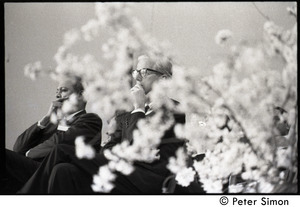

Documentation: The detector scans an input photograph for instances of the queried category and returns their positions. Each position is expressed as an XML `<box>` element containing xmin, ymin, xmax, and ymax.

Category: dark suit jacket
<box><xmin>101</xmin><ymin>110</ymin><xmax>187</xmax><ymax>193</ymax></box>
<box><xmin>13</xmin><ymin>110</ymin><xmax>102</xmax><ymax>160</ymax></box>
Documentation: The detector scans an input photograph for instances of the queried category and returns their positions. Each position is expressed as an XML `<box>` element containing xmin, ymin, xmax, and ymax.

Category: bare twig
<box><xmin>281</xmin><ymin>86</ymin><xmax>291</xmax><ymax>109</ymax></box>
<box><xmin>252</xmin><ymin>3</ymin><xmax>271</xmax><ymax>21</ymax></box>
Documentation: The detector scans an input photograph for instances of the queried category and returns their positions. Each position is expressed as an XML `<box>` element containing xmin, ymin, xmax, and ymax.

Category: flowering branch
<box><xmin>23</xmin><ymin>3</ymin><xmax>297</xmax><ymax>193</ymax></box>
<box><xmin>202</xmin><ymin>79</ymin><xmax>264</xmax><ymax>158</ymax></box>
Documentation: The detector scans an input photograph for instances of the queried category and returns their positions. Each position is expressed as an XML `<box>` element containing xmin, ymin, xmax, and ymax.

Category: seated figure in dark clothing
<box><xmin>2</xmin><ymin>76</ymin><xmax>102</xmax><ymax>194</ymax></box>
<box><xmin>18</xmin><ymin>55</ymin><xmax>204</xmax><ymax>194</ymax></box>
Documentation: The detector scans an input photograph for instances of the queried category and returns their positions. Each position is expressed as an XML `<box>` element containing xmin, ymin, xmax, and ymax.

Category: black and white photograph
<box><xmin>1</xmin><ymin>1</ymin><xmax>298</xmax><ymax>201</ymax></box>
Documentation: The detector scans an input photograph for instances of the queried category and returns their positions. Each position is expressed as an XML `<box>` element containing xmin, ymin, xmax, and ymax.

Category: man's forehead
<box><xmin>137</xmin><ymin>57</ymin><xmax>155</xmax><ymax>69</ymax></box>
<box><xmin>57</xmin><ymin>79</ymin><xmax>74</xmax><ymax>89</ymax></box>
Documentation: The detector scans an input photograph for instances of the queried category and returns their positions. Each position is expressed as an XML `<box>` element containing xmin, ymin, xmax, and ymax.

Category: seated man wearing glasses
<box><xmin>18</xmin><ymin>55</ymin><xmax>203</xmax><ymax>194</ymax></box>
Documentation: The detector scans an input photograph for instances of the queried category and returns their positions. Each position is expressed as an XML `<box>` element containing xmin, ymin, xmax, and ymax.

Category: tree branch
<box><xmin>201</xmin><ymin>79</ymin><xmax>265</xmax><ymax>159</ymax></box>
<box><xmin>252</xmin><ymin>3</ymin><xmax>271</xmax><ymax>21</ymax></box>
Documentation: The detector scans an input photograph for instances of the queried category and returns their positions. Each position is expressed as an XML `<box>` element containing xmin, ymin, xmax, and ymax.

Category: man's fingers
<box><xmin>135</xmin><ymin>84</ymin><xmax>144</xmax><ymax>90</ymax></box>
<box><xmin>131</xmin><ymin>84</ymin><xmax>144</xmax><ymax>92</ymax></box>
<box><xmin>56</xmin><ymin>97</ymin><xmax>69</xmax><ymax>102</ymax></box>
<box><xmin>52</xmin><ymin>101</ymin><xmax>63</xmax><ymax>108</ymax></box>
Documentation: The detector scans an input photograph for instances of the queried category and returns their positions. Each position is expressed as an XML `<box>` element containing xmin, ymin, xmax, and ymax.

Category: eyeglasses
<box><xmin>56</xmin><ymin>87</ymin><xmax>69</xmax><ymax>94</ymax></box>
<box><xmin>132</xmin><ymin>68</ymin><xmax>164</xmax><ymax>78</ymax></box>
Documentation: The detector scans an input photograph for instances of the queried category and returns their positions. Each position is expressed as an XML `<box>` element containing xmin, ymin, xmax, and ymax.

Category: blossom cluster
<box><xmin>75</xmin><ymin>136</ymin><xmax>96</xmax><ymax>159</ymax></box>
<box><xmin>215</xmin><ymin>29</ymin><xmax>233</xmax><ymax>46</ymax></box>
<box><xmin>91</xmin><ymin>148</ymin><xmax>135</xmax><ymax>193</ymax></box>
<box><xmin>160</xmin><ymin>4</ymin><xmax>297</xmax><ymax>193</ymax></box>
<box><xmin>24</xmin><ymin>61</ymin><xmax>42</xmax><ymax>80</ymax></box>
<box><xmin>167</xmin><ymin>147</ymin><xmax>196</xmax><ymax>187</ymax></box>
<box><xmin>23</xmin><ymin>3</ymin><xmax>297</xmax><ymax>193</ymax></box>
<box><xmin>91</xmin><ymin>165</ymin><xmax>116</xmax><ymax>193</ymax></box>
<box><xmin>90</xmin><ymin>111</ymin><xmax>175</xmax><ymax>193</ymax></box>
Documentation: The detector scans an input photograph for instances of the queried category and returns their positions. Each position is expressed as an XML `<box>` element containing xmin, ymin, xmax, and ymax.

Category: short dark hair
<box><xmin>59</xmin><ymin>74</ymin><xmax>84</xmax><ymax>94</ymax></box>
<box><xmin>72</xmin><ymin>76</ymin><xmax>84</xmax><ymax>94</ymax></box>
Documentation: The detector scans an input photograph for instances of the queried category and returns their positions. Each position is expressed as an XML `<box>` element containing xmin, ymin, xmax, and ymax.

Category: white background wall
<box><xmin>5</xmin><ymin>2</ymin><xmax>296</xmax><ymax>150</ymax></box>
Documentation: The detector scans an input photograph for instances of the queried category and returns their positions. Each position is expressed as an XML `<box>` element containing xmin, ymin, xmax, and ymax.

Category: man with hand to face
<box><xmin>16</xmin><ymin>55</ymin><xmax>203</xmax><ymax>194</ymax></box>
<box><xmin>38</xmin><ymin>78</ymin><xmax>77</xmax><ymax>128</ymax></box>
<box><xmin>131</xmin><ymin>54</ymin><xmax>172</xmax><ymax>108</ymax></box>
<box><xmin>101</xmin><ymin>55</ymin><xmax>173</xmax><ymax>150</ymax></box>
<box><xmin>2</xmin><ymin>76</ymin><xmax>102</xmax><ymax>194</ymax></box>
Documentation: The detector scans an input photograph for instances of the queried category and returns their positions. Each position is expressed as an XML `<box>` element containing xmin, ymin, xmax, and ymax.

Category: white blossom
<box><xmin>81</xmin><ymin>19</ymin><xmax>100</xmax><ymax>41</ymax></box>
<box><xmin>113</xmin><ymin>159</ymin><xmax>134</xmax><ymax>175</ymax></box>
<box><xmin>63</xmin><ymin>28</ymin><xmax>81</xmax><ymax>47</ymax></box>
<box><xmin>61</xmin><ymin>93</ymin><xmax>79</xmax><ymax>115</ymax></box>
<box><xmin>258</xmin><ymin>178</ymin><xmax>274</xmax><ymax>193</ymax></box>
<box><xmin>167</xmin><ymin>148</ymin><xmax>187</xmax><ymax>173</ymax></box>
<box><xmin>103</xmin><ymin>149</ymin><xmax>120</xmax><ymax>162</ymax></box>
<box><xmin>49</xmin><ymin>112</ymin><xmax>58</xmax><ymax>125</ymax></box>
<box><xmin>167</xmin><ymin>148</ymin><xmax>196</xmax><ymax>187</ymax></box>
<box><xmin>215</xmin><ymin>29</ymin><xmax>233</xmax><ymax>46</ymax></box>
<box><xmin>243</xmin><ymin>181</ymin><xmax>258</xmax><ymax>193</ymax></box>
<box><xmin>228</xmin><ymin>183</ymin><xmax>244</xmax><ymax>193</ymax></box>
<box><xmin>24</xmin><ymin>61</ymin><xmax>42</xmax><ymax>80</ymax></box>
<box><xmin>276</xmin><ymin>147</ymin><xmax>292</xmax><ymax>169</ymax></box>
<box><xmin>75</xmin><ymin>136</ymin><xmax>95</xmax><ymax>159</ymax></box>
<box><xmin>201</xmin><ymin>179</ymin><xmax>223</xmax><ymax>193</ymax></box>
<box><xmin>175</xmin><ymin>167</ymin><xmax>196</xmax><ymax>187</ymax></box>
<box><xmin>23</xmin><ymin>3</ymin><xmax>297</xmax><ymax>193</ymax></box>
<box><xmin>91</xmin><ymin>165</ymin><xmax>116</xmax><ymax>193</ymax></box>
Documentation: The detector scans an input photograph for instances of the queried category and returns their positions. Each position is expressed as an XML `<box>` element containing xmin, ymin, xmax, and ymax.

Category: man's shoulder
<box><xmin>77</xmin><ymin>112</ymin><xmax>102</xmax><ymax>122</ymax></box>
<box><xmin>115</xmin><ymin>111</ymin><xmax>132</xmax><ymax>120</ymax></box>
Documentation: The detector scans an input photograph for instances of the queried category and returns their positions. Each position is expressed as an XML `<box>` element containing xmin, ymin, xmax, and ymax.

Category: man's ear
<box><xmin>78</xmin><ymin>90</ymin><xmax>84</xmax><ymax>96</ymax></box>
<box><xmin>77</xmin><ymin>91</ymin><xmax>87</xmax><ymax>106</ymax></box>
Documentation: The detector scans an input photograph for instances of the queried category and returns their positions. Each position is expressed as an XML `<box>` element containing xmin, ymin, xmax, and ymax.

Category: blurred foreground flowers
<box><xmin>24</xmin><ymin>2</ymin><xmax>297</xmax><ymax>193</ymax></box>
